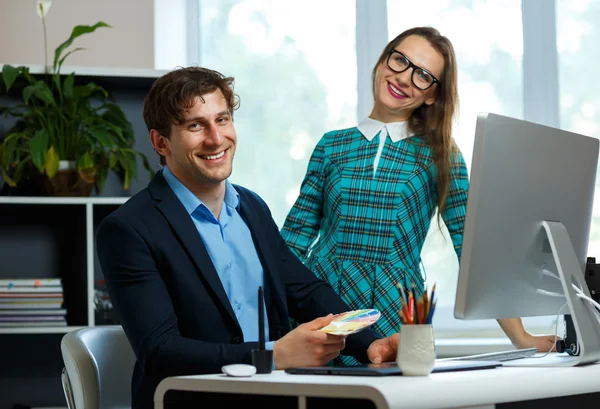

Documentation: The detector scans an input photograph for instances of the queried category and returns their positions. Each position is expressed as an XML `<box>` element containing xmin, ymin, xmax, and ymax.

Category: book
<box><xmin>0</xmin><ymin>321</ymin><xmax>67</xmax><ymax>327</ymax></box>
<box><xmin>0</xmin><ymin>278</ymin><xmax>62</xmax><ymax>287</ymax></box>
<box><xmin>0</xmin><ymin>287</ymin><xmax>63</xmax><ymax>293</ymax></box>
<box><xmin>0</xmin><ymin>302</ymin><xmax>64</xmax><ymax>309</ymax></box>
<box><xmin>0</xmin><ymin>315</ymin><xmax>66</xmax><ymax>321</ymax></box>
<box><xmin>0</xmin><ymin>308</ymin><xmax>66</xmax><ymax>315</ymax></box>
<box><xmin>0</xmin><ymin>294</ymin><xmax>63</xmax><ymax>299</ymax></box>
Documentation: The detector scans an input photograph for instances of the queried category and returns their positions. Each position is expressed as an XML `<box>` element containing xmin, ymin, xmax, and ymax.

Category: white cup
<box><xmin>396</xmin><ymin>324</ymin><xmax>435</xmax><ymax>376</ymax></box>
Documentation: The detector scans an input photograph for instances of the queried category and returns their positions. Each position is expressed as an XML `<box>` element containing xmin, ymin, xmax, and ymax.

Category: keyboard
<box><xmin>444</xmin><ymin>347</ymin><xmax>538</xmax><ymax>362</ymax></box>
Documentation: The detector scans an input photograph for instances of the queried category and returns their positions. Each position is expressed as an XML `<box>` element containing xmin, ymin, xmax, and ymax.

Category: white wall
<box><xmin>0</xmin><ymin>0</ymin><xmax>154</xmax><ymax>69</ymax></box>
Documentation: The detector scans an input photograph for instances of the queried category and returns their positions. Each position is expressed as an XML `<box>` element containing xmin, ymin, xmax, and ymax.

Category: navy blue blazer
<box><xmin>96</xmin><ymin>171</ymin><xmax>381</xmax><ymax>409</ymax></box>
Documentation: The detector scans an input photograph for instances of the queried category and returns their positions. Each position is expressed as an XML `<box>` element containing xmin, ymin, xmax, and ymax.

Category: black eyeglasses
<box><xmin>386</xmin><ymin>49</ymin><xmax>441</xmax><ymax>91</ymax></box>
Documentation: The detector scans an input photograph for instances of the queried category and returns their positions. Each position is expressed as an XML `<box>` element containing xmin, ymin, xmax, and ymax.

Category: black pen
<box><xmin>258</xmin><ymin>286</ymin><xmax>265</xmax><ymax>350</ymax></box>
<box><xmin>252</xmin><ymin>285</ymin><xmax>272</xmax><ymax>373</ymax></box>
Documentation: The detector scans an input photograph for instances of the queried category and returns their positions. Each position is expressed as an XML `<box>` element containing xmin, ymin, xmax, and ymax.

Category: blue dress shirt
<box><xmin>162</xmin><ymin>167</ymin><xmax>273</xmax><ymax>351</ymax></box>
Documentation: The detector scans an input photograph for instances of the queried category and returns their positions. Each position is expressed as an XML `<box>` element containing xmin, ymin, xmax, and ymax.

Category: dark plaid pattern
<box><xmin>281</xmin><ymin>127</ymin><xmax>469</xmax><ymax>365</ymax></box>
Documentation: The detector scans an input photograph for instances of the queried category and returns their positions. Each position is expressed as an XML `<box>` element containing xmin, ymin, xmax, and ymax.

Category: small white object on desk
<box><xmin>221</xmin><ymin>364</ymin><xmax>257</xmax><ymax>377</ymax></box>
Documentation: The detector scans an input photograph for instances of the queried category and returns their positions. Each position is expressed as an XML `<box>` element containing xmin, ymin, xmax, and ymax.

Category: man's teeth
<box><xmin>202</xmin><ymin>151</ymin><xmax>225</xmax><ymax>160</ymax></box>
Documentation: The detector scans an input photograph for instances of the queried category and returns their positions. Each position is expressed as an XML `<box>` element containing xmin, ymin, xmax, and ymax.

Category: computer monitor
<box><xmin>454</xmin><ymin>112</ymin><xmax>600</xmax><ymax>366</ymax></box>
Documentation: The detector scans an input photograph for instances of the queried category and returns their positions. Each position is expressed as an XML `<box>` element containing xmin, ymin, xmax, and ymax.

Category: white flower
<box><xmin>36</xmin><ymin>0</ymin><xmax>52</xmax><ymax>19</ymax></box>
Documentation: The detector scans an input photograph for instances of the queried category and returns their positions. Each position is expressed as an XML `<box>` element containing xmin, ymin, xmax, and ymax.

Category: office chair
<box><xmin>60</xmin><ymin>326</ymin><xmax>136</xmax><ymax>409</ymax></box>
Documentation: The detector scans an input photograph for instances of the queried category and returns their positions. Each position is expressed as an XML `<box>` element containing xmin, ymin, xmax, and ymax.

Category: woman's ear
<box><xmin>424</xmin><ymin>86</ymin><xmax>439</xmax><ymax>106</ymax></box>
<box><xmin>424</xmin><ymin>95</ymin><xmax>437</xmax><ymax>106</ymax></box>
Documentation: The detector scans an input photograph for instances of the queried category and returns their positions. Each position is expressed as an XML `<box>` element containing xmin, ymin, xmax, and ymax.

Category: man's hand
<box><xmin>367</xmin><ymin>333</ymin><xmax>400</xmax><ymax>364</ymax></box>
<box><xmin>273</xmin><ymin>314</ymin><xmax>346</xmax><ymax>370</ymax></box>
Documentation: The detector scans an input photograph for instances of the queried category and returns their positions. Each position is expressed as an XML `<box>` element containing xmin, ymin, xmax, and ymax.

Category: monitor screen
<box><xmin>455</xmin><ymin>112</ymin><xmax>598</xmax><ymax>321</ymax></box>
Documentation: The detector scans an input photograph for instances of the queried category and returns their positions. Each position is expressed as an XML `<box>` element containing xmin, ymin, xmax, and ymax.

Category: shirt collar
<box><xmin>161</xmin><ymin>166</ymin><xmax>240</xmax><ymax>216</ymax></box>
<box><xmin>357</xmin><ymin>117</ymin><xmax>410</xmax><ymax>143</ymax></box>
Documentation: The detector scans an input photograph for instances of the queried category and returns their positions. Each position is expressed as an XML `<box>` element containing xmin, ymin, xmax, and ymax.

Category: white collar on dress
<box><xmin>357</xmin><ymin>117</ymin><xmax>410</xmax><ymax>143</ymax></box>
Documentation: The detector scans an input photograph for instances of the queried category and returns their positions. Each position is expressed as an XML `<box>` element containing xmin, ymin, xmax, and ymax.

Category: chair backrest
<box><xmin>61</xmin><ymin>326</ymin><xmax>136</xmax><ymax>409</ymax></box>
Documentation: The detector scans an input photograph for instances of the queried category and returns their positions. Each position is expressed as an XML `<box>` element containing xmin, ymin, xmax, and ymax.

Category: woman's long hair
<box><xmin>371</xmin><ymin>26</ymin><xmax>459</xmax><ymax>220</ymax></box>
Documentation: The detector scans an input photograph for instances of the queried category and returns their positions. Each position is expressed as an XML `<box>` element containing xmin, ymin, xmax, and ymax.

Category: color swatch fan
<box><xmin>319</xmin><ymin>309</ymin><xmax>381</xmax><ymax>335</ymax></box>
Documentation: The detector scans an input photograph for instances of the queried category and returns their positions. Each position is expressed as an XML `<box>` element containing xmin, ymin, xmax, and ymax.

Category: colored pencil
<box><xmin>396</xmin><ymin>281</ymin><xmax>438</xmax><ymax>326</ymax></box>
<box><xmin>395</xmin><ymin>282</ymin><xmax>411</xmax><ymax>322</ymax></box>
<box><xmin>408</xmin><ymin>289</ymin><xmax>414</xmax><ymax>324</ymax></box>
<box><xmin>428</xmin><ymin>283</ymin><xmax>437</xmax><ymax>321</ymax></box>
<box><xmin>427</xmin><ymin>299</ymin><xmax>437</xmax><ymax>324</ymax></box>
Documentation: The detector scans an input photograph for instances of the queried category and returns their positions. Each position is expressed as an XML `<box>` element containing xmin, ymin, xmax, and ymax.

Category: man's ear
<box><xmin>150</xmin><ymin>129</ymin><xmax>170</xmax><ymax>157</ymax></box>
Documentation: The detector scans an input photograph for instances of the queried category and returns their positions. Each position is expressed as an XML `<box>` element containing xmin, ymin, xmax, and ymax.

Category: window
<box><xmin>387</xmin><ymin>0</ymin><xmax>524</xmax><ymax>333</ymax></box>
<box><xmin>196</xmin><ymin>0</ymin><xmax>356</xmax><ymax>226</ymax></box>
<box><xmin>156</xmin><ymin>0</ymin><xmax>582</xmax><ymax>338</ymax></box>
<box><xmin>556</xmin><ymin>0</ymin><xmax>600</xmax><ymax>259</ymax></box>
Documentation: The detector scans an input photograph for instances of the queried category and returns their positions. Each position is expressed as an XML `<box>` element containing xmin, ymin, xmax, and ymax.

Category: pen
<box><xmin>252</xmin><ymin>286</ymin><xmax>272</xmax><ymax>374</ymax></box>
<box><xmin>258</xmin><ymin>286</ymin><xmax>265</xmax><ymax>350</ymax></box>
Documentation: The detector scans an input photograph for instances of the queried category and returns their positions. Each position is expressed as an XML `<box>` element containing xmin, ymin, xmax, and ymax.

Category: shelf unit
<box><xmin>0</xmin><ymin>63</ymin><xmax>160</xmax><ymax>408</ymax></box>
<box><xmin>0</xmin><ymin>197</ymin><xmax>128</xmax><ymax>334</ymax></box>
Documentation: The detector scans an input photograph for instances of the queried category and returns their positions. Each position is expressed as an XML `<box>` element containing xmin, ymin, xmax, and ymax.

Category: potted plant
<box><xmin>0</xmin><ymin>1</ymin><xmax>152</xmax><ymax>196</ymax></box>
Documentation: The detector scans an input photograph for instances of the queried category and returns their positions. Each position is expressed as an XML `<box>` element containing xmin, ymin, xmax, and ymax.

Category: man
<box><xmin>96</xmin><ymin>66</ymin><xmax>399</xmax><ymax>409</ymax></box>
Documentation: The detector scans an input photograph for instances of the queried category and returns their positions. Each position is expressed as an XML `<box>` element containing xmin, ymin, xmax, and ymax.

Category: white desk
<box><xmin>154</xmin><ymin>361</ymin><xmax>600</xmax><ymax>409</ymax></box>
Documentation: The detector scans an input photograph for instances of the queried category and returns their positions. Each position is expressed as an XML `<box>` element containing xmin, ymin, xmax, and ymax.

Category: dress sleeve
<box><xmin>441</xmin><ymin>146</ymin><xmax>470</xmax><ymax>262</ymax></box>
<box><xmin>280</xmin><ymin>136</ymin><xmax>327</xmax><ymax>262</ymax></box>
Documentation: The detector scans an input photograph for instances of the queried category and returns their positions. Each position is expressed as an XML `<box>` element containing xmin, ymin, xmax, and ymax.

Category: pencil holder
<box><xmin>396</xmin><ymin>324</ymin><xmax>435</xmax><ymax>376</ymax></box>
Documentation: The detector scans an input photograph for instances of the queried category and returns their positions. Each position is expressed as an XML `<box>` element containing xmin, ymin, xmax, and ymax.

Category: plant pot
<box><xmin>44</xmin><ymin>161</ymin><xmax>95</xmax><ymax>197</ymax></box>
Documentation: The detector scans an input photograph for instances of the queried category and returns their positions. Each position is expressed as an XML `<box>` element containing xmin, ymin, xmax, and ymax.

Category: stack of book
<box><xmin>0</xmin><ymin>278</ymin><xmax>67</xmax><ymax>327</ymax></box>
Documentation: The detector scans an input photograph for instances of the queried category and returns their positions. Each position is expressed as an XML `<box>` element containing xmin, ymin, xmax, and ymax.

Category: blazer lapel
<box><xmin>237</xmin><ymin>189</ymin><xmax>288</xmax><ymax>333</ymax></box>
<box><xmin>148</xmin><ymin>172</ymin><xmax>239</xmax><ymax>328</ymax></box>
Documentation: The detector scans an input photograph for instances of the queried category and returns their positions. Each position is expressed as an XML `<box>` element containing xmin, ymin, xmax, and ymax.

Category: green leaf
<box><xmin>101</xmin><ymin>104</ymin><xmax>132</xmax><ymax>139</ymax></box>
<box><xmin>23</xmin><ymin>81</ymin><xmax>56</xmax><ymax>105</ymax></box>
<box><xmin>73</xmin><ymin>82</ymin><xmax>108</xmax><ymax>99</ymax></box>
<box><xmin>45</xmin><ymin>146</ymin><xmax>60</xmax><ymax>178</ymax></box>
<box><xmin>1</xmin><ymin>132</ymin><xmax>29</xmax><ymax>165</ymax></box>
<box><xmin>22</xmin><ymin>86</ymin><xmax>34</xmax><ymax>104</ymax></box>
<box><xmin>95</xmin><ymin>166</ymin><xmax>108</xmax><ymax>192</ymax></box>
<box><xmin>2</xmin><ymin>64</ymin><xmax>19</xmax><ymax>91</ymax></box>
<box><xmin>1</xmin><ymin>167</ymin><xmax>17</xmax><ymax>187</ymax></box>
<box><xmin>127</xmin><ymin>152</ymin><xmax>138</xmax><ymax>180</ymax></box>
<box><xmin>30</xmin><ymin>129</ymin><xmax>49</xmax><ymax>172</ymax></box>
<box><xmin>52</xmin><ymin>72</ymin><xmax>62</xmax><ymax>96</ymax></box>
<box><xmin>12</xmin><ymin>158</ymin><xmax>30</xmax><ymax>185</ymax></box>
<box><xmin>123</xmin><ymin>167</ymin><xmax>131</xmax><ymax>190</ymax></box>
<box><xmin>53</xmin><ymin>22</ymin><xmax>111</xmax><ymax>72</ymax></box>
<box><xmin>94</xmin><ymin>119</ymin><xmax>127</xmax><ymax>144</ymax></box>
<box><xmin>19</xmin><ymin>67</ymin><xmax>36</xmax><ymax>84</ymax></box>
<box><xmin>116</xmin><ymin>152</ymin><xmax>131</xmax><ymax>190</ymax></box>
<box><xmin>77</xmin><ymin>151</ymin><xmax>94</xmax><ymax>169</ymax></box>
<box><xmin>62</xmin><ymin>73</ymin><xmax>75</xmax><ymax>99</ymax></box>
<box><xmin>57</xmin><ymin>47</ymin><xmax>85</xmax><ymax>74</ymax></box>
<box><xmin>139</xmin><ymin>152</ymin><xmax>154</xmax><ymax>176</ymax></box>
<box><xmin>108</xmin><ymin>152</ymin><xmax>118</xmax><ymax>168</ymax></box>
<box><xmin>88</xmin><ymin>126</ymin><xmax>114</xmax><ymax>149</ymax></box>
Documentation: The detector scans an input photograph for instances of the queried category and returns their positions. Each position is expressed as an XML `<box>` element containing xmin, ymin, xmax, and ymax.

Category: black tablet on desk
<box><xmin>285</xmin><ymin>360</ymin><xmax>501</xmax><ymax>376</ymax></box>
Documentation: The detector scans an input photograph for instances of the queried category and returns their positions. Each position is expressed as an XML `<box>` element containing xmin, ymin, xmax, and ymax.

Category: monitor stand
<box><xmin>504</xmin><ymin>221</ymin><xmax>600</xmax><ymax>367</ymax></box>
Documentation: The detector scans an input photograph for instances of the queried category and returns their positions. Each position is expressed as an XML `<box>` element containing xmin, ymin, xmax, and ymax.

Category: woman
<box><xmin>281</xmin><ymin>26</ymin><xmax>556</xmax><ymax>364</ymax></box>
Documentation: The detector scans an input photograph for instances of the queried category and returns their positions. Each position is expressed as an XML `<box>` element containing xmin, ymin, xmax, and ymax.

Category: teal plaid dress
<box><xmin>281</xmin><ymin>126</ymin><xmax>469</xmax><ymax>365</ymax></box>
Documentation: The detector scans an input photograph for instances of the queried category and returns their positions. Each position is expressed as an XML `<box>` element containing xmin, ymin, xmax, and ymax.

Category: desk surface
<box><xmin>154</xmin><ymin>358</ymin><xmax>600</xmax><ymax>409</ymax></box>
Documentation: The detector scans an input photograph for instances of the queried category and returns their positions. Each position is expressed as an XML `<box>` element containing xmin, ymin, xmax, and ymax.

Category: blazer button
<box><xmin>231</xmin><ymin>336</ymin><xmax>241</xmax><ymax>344</ymax></box>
